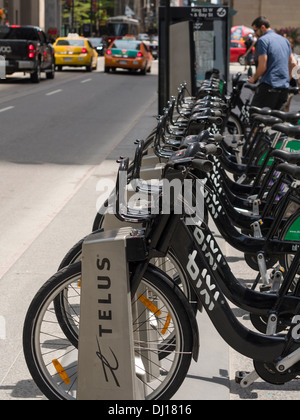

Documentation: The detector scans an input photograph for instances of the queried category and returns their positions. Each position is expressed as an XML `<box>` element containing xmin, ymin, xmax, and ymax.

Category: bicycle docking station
<box><xmin>77</xmin><ymin>227</ymin><xmax>148</xmax><ymax>400</ymax></box>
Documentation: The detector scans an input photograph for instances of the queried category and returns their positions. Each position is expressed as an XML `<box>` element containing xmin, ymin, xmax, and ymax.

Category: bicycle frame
<box><xmin>198</xmin><ymin>174</ymin><xmax>300</xmax><ymax>256</ymax></box>
<box><xmin>147</xmin><ymin>212</ymin><xmax>300</xmax><ymax>363</ymax></box>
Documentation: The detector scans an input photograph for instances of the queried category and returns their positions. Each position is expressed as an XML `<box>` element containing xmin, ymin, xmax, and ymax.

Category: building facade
<box><xmin>227</xmin><ymin>0</ymin><xmax>300</xmax><ymax>30</ymax></box>
<box><xmin>1</xmin><ymin>0</ymin><xmax>298</xmax><ymax>38</ymax></box>
<box><xmin>0</xmin><ymin>0</ymin><xmax>61</xmax><ymax>35</ymax></box>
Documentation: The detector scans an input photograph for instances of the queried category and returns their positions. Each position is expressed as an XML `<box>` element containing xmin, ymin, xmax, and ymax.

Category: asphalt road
<box><xmin>0</xmin><ymin>58</ymin><xmax>159</xmax><ymax>278</ymax></box>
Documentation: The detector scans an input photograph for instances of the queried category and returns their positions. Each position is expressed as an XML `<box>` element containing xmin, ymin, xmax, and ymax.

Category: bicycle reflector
<box><xmin>138</xmin><ymin>294</ymin><xmax>162</xmax><ymax>316</ymax></box>
<box><xmin>52</xmin><ymin>359</ymin><xmax>71</xmax><ymax>385</ymax></box>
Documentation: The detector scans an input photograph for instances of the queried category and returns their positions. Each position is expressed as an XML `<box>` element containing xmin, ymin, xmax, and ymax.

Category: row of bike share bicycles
<box><xmin>23</xmin><ymin>74</ymin><xmax>300</xmax><ymax>399</ymax></box>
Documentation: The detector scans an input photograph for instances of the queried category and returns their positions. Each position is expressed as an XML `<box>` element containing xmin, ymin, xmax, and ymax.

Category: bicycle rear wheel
<box><xmin>23</xmin><ymin>262</ymin><xmax>193</xmax><ymax>400</ymax></box>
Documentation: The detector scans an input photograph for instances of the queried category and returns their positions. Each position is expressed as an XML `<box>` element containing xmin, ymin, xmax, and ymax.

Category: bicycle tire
<box><xmin>56</xmin><ymin>239</ymin><xmax>198</xmax><ymax>349</ymax></box>
<box><xmin>23</xmin><ymin>262</ymin><xmax>194</xmax><ymax>400</ymax></box>
<box><xmin>225</xmin><ymin>112</ymin><xmax>244</xmax><ymax>137</ymax></box>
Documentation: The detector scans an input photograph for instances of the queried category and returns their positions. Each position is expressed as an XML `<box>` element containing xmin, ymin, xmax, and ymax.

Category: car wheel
<box><xmin>31</xmin><ymin>62</ymin><xmax>41</xmax><ymax>83</ymax></box>
<box><xmin>141</xmin><ymin>64</ymin><xmax>147</xmax><ymax>75</ymax></box>
<box><xmin>104</xmin><ymin>66</ymin><xmax>110</xmax><ymax>73</ymax></box>
<box><xmin>238</xmin><ymin>55</ymin><xmax>245</xmax><ymax>65</ymax></box>
<box><xmin>86</xmin><ymin>61</ymin><xmax>92</xmax><ymax>72</ymax></box>
<box><xmin>46</xmin><ymin>61</ymin><xmax>55</xmax><ymax>80</ymax></box>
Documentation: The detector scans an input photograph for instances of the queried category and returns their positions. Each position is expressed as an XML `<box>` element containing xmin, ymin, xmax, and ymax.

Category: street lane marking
<box><xmin>0</xmin><ymin>106</ymin><xmax>14</xmax><ymax>113</ymax></box>
<box><xmin>81</xmin><ymin>78</ymin><xmax>92</xmax><ymax>83</ymax></box>
<box><xmin>46</xmin><ymin>89</ymin><xmax>62</xmax><ymax>96</ymax></box>
<box><xmin>0</xmin><ymin>316</ymin><xmax>6</xmax><ymax>339</ymax></box>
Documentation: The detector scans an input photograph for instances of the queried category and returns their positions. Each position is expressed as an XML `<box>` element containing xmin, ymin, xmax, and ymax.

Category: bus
<box><xmin>104</xmin><ymin>16</ymin><xmax>139</xmax><ymax>44</ymax></box>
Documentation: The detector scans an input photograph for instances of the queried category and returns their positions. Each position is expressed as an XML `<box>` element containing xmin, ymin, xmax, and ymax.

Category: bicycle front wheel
<box><xmin>23</xmin><ymin>262</ymin><xmax>193</xmax><ymax>400</ymax></box>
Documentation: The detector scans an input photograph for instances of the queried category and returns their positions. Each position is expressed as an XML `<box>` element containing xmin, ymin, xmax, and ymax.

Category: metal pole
<box><xmin>90</xmin><ymin>0</ymin><xmax>93</xmax><ymax>37</ymax></box>
<box><xmin>71</xmin><ymin>0</ymin><xmax>74</xmax><ymax>32</ymax></box>
<box><xmin>164</xmin><ymin>0</ymin><xmax>170</xmax><ymax>106</ymax></box>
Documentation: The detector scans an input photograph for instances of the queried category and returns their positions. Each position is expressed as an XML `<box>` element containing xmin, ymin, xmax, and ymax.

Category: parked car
<box><xmin>230</xmin><ymin>40</ymin><xmax>247</xmax><ymax>64</ymax></box>
<box><xmin>88</xmin><ymin>37</ymin><xmax>105</xmax><ymax>56</ymax></box>
<box><xmin>104</xmin><ymin>39</ymin><xmax>153</xmax><ymax>74</ymax></box>
<box><xmin>0</xmin><ymin>25</ymin><xmax>55</xmax><ymax>83</ymax></box>
<box><xmin>53</xmin><ymin>34</ymin><xmax>98</xmax><ymax>72</ymax></box>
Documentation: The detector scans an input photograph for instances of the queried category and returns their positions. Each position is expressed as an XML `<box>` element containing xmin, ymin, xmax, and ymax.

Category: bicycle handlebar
<box><xmin>199</xmin><ymin>143</ymin><xmax>223</xmax><ymax>156</ymax></box>
<box><xmin>192</xmin><ymin>158</ymin><xmax>214</xmax><ymax>173</ymax></box>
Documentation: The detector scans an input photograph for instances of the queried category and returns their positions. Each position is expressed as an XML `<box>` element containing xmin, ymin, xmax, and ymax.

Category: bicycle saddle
<box><xmin>253</xmin><ymin>114</ymin><xmax>282</xmax><ymax>126</ymax></box>
<box><xmin>270</xmin><ymin>149</ymin><xmax>300</xmax><ymax>165</ymax></box>
<box><xmin>270</xmin><ymin>110</ymin><xmax>300</xmax><ymax>124</ymax></box>
<box><xmin>249</xmin><ymin>106</ymin><xmax>272</xmax><ymax>115</ymax></box>
<box><xmin>277</xmin><ymin>162</ymin><xmax>300</xmax><ymax>180</ymax></box>
<box><xmin>272</xmin><ymin>123</ymin><xmax>300</xmax><ymax>139</ymax></box>
<box><xmin>244</xmin><ymin>83</ymin><xmax>257</xmax><ymax>92</ymax></box>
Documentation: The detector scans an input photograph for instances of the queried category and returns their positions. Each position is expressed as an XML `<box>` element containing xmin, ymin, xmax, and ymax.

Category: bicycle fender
<box><xmin>173</xmin><ymin>285</ymin><xmax>200</xmax><ymax>362</ymax></box>
<box><xmin>147</xmin><ymin>264</ymin><xmax>200</xmax><ymax>363</ymax></box>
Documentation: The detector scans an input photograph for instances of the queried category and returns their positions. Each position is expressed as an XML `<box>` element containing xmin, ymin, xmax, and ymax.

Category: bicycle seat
<box><xmin>272</xmin><ymin>123</ymin><xmax>300</xmax><ymax>139</ymax></box>
<box><xmin>271</xmin><ymin>149</ymin><xmax>300</xmax><ymax>165</ymax></box>
<box><xmin>237</xmin><ymin>79</ymin><xmax>248</xmax><ymax>89</ymax></box>
<box><xmin>253</xmin><ymin>115</ymin><xmax>282</xmax><ymax>126</ymax></box>
<box><xmin>249</xmin><ymin>106</ymin><xmax>272</xmax><ymax>115</ymax></box>
<box><xmin>277</xmin><ymin>162</ymin><xmax>300</xmax><ymax>180</ymax></box>
<box><xmin>244</xmin><ymin>83</ymin><xmax>257</xmax><ymax>92</ymax></box>
<box><xmin>270</xmin><ymin>110</ymin><xmax>300</xmax><ymax>124</ymax></box>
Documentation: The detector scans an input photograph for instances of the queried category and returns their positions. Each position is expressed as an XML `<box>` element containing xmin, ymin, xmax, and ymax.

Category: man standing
<box><xmin>248</xmin><ymin>16</ymin><xmax>297</xmax><ymax>110</ymax></box>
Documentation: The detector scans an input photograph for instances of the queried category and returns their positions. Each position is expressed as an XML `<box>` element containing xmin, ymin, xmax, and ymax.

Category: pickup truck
<box><xmin>0</xmin><ymin>25</ymin><xmax>55</xmax><ymax>83</ymax></box>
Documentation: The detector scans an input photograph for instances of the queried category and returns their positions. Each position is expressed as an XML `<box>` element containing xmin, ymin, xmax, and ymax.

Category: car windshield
<box><xmin>56</xmin><ymin>39</ymin><xmax>85</xmax><ymax>47</ymax></box>
<box><xmin>89</xmin><ymin>38</ymin><xmax>103</xmax><ymax>46</ymax></box>
<box><xmin>111</xmin><ymin>40</ymin><xmax>141</xmax><ymax>50</ymax></box>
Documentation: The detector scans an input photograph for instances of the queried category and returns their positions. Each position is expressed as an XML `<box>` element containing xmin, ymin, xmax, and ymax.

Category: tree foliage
<box><xmin>276</xmin><ymin>27</ymin><xmax>300</xmax><ymax>46</ymax></box>
<box><xmin>62</xmin><ymin>0</ymin><xmax>115</xmax><ymax>29</ymax></box>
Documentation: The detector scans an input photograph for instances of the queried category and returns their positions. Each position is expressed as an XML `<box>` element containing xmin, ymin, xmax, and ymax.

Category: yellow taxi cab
<box><xmin>53</xmin><ymin>34</ymin><xmax>98</xmax><ymax>72</ymax></box>
<box><xmin>104</xmin><ymin>39</ymin><xmax>153</xmax><ymax>74</ymax></box>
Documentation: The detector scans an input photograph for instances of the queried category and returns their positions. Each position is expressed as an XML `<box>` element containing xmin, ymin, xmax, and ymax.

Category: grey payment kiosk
<box><xmin>158</xmin><ymin>5</ymin><xmax>230</xmax><ymax>113</ymax></box>
<box><xmin>77</xmin><ymin>227</ymin><xmax>147</xmax><ymax>400</ymax></box>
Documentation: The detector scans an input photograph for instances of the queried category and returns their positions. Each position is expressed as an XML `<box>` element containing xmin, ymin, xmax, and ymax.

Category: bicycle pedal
<box><xmin>235</xmin><ymin>370</ymin><xmax>259</xmax><ymax>388</ymax></box>
<box><xmin>235</xmin><ymin>371</ymin><xmax>250</xmax><ymax>384</ymax></box>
